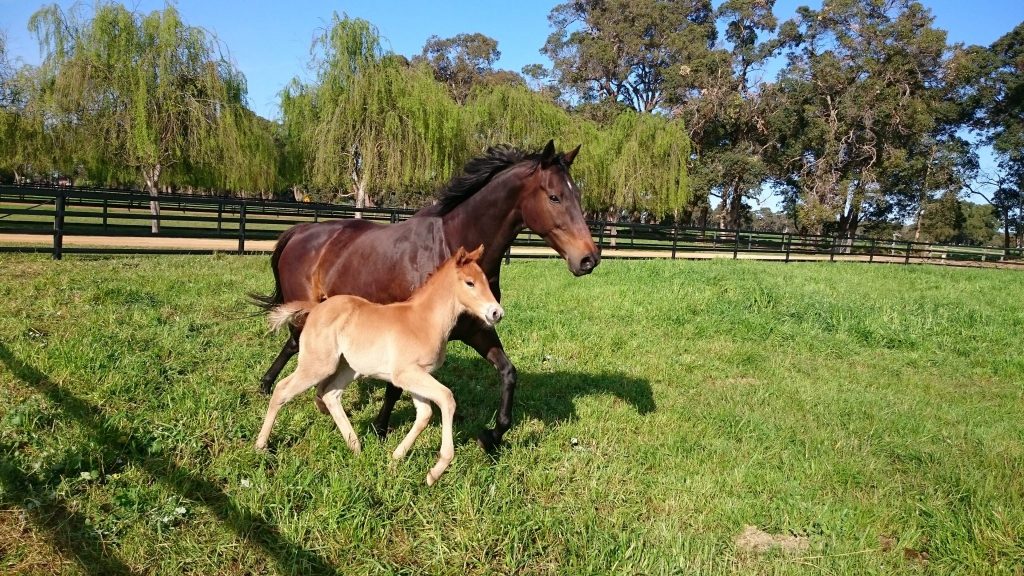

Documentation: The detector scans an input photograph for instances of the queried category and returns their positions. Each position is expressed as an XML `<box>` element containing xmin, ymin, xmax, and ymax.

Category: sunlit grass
<box><xmin>1</xmin><ymin>254</ymin><xmax>1021</xmax><ymax>574</ymax></box>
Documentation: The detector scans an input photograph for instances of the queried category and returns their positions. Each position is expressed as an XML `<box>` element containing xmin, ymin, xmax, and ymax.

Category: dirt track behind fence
<box><xmin>2</xmin><ymin>233</ymin><xmax>1020</xmax><ymax>270</ymax></box>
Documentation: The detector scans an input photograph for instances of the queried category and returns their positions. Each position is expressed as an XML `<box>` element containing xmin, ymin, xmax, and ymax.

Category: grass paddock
<box><xmin>0</xmin><ymin>254</ymin><xmax>1022</xmax><ymax>574</ymax></box>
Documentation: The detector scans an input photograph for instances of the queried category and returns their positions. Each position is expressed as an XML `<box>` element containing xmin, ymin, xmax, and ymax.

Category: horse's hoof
<box><xmin>371</xmin><ymin>422</ymin><xmax>390</xmax><ymax>440</ymax></box>
<box><xmin>476</xmin><ymin>429</ymin><xmax>501</xmax><ymax>454</ymax></box>
<box><xmin>259</xmin><ymin>381</ymin><xmax>273</xmax><ymax>395</ymax></box>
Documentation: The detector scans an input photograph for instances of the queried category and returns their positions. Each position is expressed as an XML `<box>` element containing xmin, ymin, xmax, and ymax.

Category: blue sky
<box><xmin>3</xmin><ymin>1</ymin><xmax>1023</xmax><ymax>121</ymax></box>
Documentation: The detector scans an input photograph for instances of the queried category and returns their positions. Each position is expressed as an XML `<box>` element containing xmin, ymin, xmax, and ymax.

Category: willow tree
<box><xmin>29</xmin><ymin>3</ymin><xmax>253</xmax><ymax>232</ymax></box>
<box><xmin>283</xmin><ymin>14</ymin><xmax>471</xmax><ymax>209</ymax></box>
<box><xmin>466</xmin><ymin>84</ymin><xmax>689</xmax><ymax>217</ymax></box>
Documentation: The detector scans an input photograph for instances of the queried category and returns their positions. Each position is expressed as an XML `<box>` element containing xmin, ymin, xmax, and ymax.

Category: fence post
<box><xmin>829</xmin><ymin>234</ymin><xmax>837</xmax><ymax>262</ymax></box>
<box><xmin>869</xmin><ymin>238</ymin><xmax>876</xmax><ymax>263</ymax></box>
<box><xmin>904</xmin><ymin>241</ymin><xmax>911</xmax><ymax>265</ymax></box>
<box><xmin>671</xmin><ymin>224</ymin><xmax>678</xmax><ymax>260</ymax></box>
<box><xmin>53</xmin><ymin>191</ymin><xmax>66</xmax><ymax>260</ymax></box>
<box><xmin>217</xmin><ymin>200</ymin><xmax>223</xmax><ymax>236</ymax></box>
<box><xmin>504</xmin><ymin>247</ymin><xmax>511</xmax><ymax>265</ymax></box>
<box><xmin>237</xmin><ymin>200</ymin><xmax>247</xmax><ymax>255</ymax></box>
<box><xmin>597</xmin><ymin>220</ymin><xmax>605</xmax><ymax>249</ymax></box>
<box><xmin>733</xmin><ymin>228</ymin><xmax>740</xmax><ymax>259</ymax></box>
<box><xmin>102</xmin><ymin>198</ymin><xmax>108</xmax><ymax>233</ymax></box>
<box><xmin>784</xmin><ymin>233</ymin><xmax>791</xmax><ymax>263</ymax></box>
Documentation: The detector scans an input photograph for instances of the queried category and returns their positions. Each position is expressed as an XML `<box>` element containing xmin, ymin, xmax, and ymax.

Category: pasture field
<box><xmin>0</xmin><ymin>254</ymin><xmax>1022</xmax><ymax>575</ymax></box>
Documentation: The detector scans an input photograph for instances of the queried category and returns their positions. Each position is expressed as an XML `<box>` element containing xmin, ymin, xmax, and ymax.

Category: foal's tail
<box><xmin>249</xmin><ymin>225</ymin><xmax>305</xmax><ymax>312</ymax></box>
<box><xmin>268</xmin><ymin>301</ymin><xmax>317</xmax><ymax>332</ymax></box>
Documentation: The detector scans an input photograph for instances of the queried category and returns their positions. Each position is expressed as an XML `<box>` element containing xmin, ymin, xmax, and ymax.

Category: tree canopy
<box><xmin>2</xmin><ymin>1</ymin><xmax>1023</xmax><ymax>246</ymax></box>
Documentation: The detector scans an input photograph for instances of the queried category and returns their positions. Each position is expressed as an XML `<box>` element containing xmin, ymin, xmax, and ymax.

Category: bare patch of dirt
<box><xmin>735</xmin><ymin>525</ymin><xmax>810</xmax><ymax>554</ymax></box>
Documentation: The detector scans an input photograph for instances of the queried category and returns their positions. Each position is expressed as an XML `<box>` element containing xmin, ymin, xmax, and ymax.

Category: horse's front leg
<box><xmin>371</xmin><ymin>383</ymin><xmax>404</xmax><ymax>438</ymax></box>
<box><xmin>463</xmin><ymin>326</ymin><xmax>517</xmax><ymax>453</ymax></box>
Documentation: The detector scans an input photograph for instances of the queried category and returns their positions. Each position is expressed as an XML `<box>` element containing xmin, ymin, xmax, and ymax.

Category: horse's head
<box><xmin>520</xmin><ymin>140</ymin><xmax>601</xmax><ymax>276</ymax></box>
<box><xmin>451</xmin><ymin>245</ymin><xmax>504</xmax><ymax>327</ymax></box>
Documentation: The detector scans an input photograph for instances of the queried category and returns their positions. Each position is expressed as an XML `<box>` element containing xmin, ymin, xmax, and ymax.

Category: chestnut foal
<box><xmin>255</xmin><ymin>245</ymin><xmax>502</xmax><ymax>485</ymax></box>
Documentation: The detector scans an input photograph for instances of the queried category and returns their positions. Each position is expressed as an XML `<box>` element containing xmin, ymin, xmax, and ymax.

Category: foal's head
<box><xmin>449</xmin><ymin>245</ymin><xmax>503</xmax><ymax>327</ymax></box>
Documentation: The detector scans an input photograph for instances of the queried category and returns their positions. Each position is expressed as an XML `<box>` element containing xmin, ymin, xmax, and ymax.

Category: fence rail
<box><xmin>2</xmin><ymin>184</ymin><xmax>1022</xmax><ymax>267</ymax></box>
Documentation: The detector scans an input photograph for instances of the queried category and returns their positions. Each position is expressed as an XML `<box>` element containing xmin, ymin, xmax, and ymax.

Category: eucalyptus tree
<box><xmin>772</xmin><ymin>0</ymin><xmax>951</xmax><ymax>238</ymax></box>
<box><xmin>542</xmin><ymin>0</ymin><xmax>716</xmax><ymax>113</ymax></box>
<box><xmin>417</xmin><ymin>33</ymin><xmax>508</xmax><ymax>104</ymax></box>
<box><xmin>28</xmin><ymin>3</ymin><xmax>256</xmax><ymax>232</ymax></box>
<box><xmin>282</xmin><ymin>14</ymin><xmax>472</xmax><ymax>209</ymax></box>
<box><xmin>669</xmin><ymin>0</ymin><xmax>787</xmax><ymax>230</ymax></box>
<box><xmin>961</xmin><ymin>22</ymin><xmax>1024</xmax><ymax>250</ymax></box>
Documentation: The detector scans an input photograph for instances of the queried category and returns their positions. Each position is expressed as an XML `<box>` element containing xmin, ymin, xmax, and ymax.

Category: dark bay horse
<box><xmin>252</xmin><ymin>140</ymin><xmax>600</xmax><ymax>451</ymax></box>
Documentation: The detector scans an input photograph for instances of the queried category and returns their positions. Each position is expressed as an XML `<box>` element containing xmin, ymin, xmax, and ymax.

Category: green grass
<box><xmin>1</xmin><ymin>255</ymin><xmax>1022</xmax><ymax>574</ymax></box>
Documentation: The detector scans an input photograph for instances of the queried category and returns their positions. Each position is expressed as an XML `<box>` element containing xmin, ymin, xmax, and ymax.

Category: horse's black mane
<box><xmin>435</xmin><ymin>145</ymin><xmax>545</xmax><ymax>214</ymax></box>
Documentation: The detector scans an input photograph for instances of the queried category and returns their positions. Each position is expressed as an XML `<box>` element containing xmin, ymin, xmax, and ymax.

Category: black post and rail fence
<box><xmin>2</xmin><ymin>184</ymin><xmax>1022</xmax><ymax>267</ymax></box>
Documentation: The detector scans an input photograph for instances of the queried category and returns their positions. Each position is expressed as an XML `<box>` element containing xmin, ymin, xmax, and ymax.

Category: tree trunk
<box><xmin>914</xmin><ymin>146</ymin><xmax>936</xmax><ymax>244</ymax></box>
<box><xmin>143</xmin><ymin>164</ymin><xmax>162</xmax><ymax>234</ymax></box>
<box><xmin>728</xmin><ymin>182</ymin><xmax>744</xmax><ymax>230</ymax></box>
<box><xmin>354</xmin><ymin>177</ymin><xmax>367</xmax><ymax>219</ymax></box>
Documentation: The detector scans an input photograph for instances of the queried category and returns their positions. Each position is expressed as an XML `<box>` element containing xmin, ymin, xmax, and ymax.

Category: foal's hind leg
<box><xmin>255</xmin><ymin>361</ymin><xmax>334</xmax><ymax>450</ymax></box>
<box><xmin>391</xmin><ymin>393</ymin><xmax>432</xmax><ymax>461</ymax></box>
<box><xmin>394</xmin><ymin>369</ymin><xmax>456</xmax><ymax>486</ymax></box>
<box><xmin>317</xmin><ymin>365</ymin><xmax>361</xmax><ymax>453</ymax></box>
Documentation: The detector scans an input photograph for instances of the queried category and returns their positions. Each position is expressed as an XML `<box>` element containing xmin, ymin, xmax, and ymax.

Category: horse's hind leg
<box><xmin>260</xmin><ymin>325</ymin><xmax>300</xmax><ymax>395</ymax></box>
<box><xmin>317</xmin><ymin>365</ymin><xmax>361</xmax><ymax>453</ymax></box>
<box><xmin>391</xmin><ymin>393</ymin><xmax>432</xmax><ymax>461</ymax></box>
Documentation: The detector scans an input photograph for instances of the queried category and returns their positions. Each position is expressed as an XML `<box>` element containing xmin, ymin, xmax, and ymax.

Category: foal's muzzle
<box><xmin>484</xmin><ymin>304</ymin><xmax>504</xmax><ymax>326</ymax></box>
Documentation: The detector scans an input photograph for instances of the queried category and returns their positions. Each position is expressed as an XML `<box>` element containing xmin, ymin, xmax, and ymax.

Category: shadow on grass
<box><xmin>0</xmin><ymin>342</ymin><xmax>336</xmax><ymax>576</ymax></box>
<box><xmin>346</xmin><ymin>353</ymin><xmax>656</xmax><ymax>449</ymax></box>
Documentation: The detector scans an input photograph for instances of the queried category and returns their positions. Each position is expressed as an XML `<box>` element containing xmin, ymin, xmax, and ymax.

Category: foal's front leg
<box><xmin>393</xmin><ymin>370</ymin><xmax>456</xmax><ymax>486</ymax></box>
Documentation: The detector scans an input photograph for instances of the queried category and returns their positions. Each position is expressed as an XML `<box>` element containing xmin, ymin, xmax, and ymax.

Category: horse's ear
<box><xmin>467</xmin><ymin>244</ymin><xmax>484</xmax><ymax>261</ymax></box>
<box><xmin>541</xmin><ymin>139</ymin><xmax>557</xmax><ymax>166</ymax></box>
<box><xmin>453</xmin><ymin>246</ymin><xmax>468</xmax><ymax>266</ymax></box>
<box><xmin>562</xmin><ymin>144</ymin><xmax>582</xmax><ymax>167</ymax></box>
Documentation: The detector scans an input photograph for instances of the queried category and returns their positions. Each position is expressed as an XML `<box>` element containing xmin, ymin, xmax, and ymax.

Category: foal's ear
<box><xmin>467</xmin><ymin>244</ymin><xmax>484</xmax><ymax>262</ymax></box>
<box><xmin>562</xmin><ymin>144</ymin><xmax>582</xmax><ymax>166</ymax></box>
<box><xmin>453</xmin><ymin>246</ymin><xmax>468</xmax><ymax>266</ymax></box>
<box><xmin>540</xmin><ymin>139</ymin><xmax>557</xmax><ymax>166</ymax></box>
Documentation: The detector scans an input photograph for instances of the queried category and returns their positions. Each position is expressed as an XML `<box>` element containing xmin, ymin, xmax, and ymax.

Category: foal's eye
<box><xmin>465</xmin><ymin>280</ymin><xmax>475</xmax><ymax>288</ymax></box>
<box><xmin>548</xmin><ymin>194</ymin><xmax>561</xmax><ymax>204</ymax></box>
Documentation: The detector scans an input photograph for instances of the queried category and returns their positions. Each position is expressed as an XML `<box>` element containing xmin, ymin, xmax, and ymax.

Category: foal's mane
<box><xmin>435</xmin><ymin>145</ymin><xmax>545</xmax><ymax>214</ymax></box>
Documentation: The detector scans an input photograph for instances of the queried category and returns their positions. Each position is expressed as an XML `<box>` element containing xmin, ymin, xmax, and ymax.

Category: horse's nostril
<box><xmin>580</xmin><ymin>256</ymin><xmax>594</xmax><ymax>271</ymax></box>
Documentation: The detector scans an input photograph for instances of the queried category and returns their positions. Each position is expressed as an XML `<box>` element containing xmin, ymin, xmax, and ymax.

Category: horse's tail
<box><xmin>267</xmin><ymin>301</ymin><xmax>317</xmax><ymax>332</ymax></box>
<box><xmin>249</xmin><ymin>225</ymin><xmax>305</xmax><ymax>312</ymax></box>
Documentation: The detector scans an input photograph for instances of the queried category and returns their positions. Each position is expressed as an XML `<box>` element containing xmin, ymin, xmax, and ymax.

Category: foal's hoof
<box><xmin>259</xmin><ymin>380</ymin><xmax>273</xmax><ymax>395</ymax></box>
<box><xmin>476</xmin><ymin>429</ymin><xmax>501</xmax><ymax>454</ymax></box>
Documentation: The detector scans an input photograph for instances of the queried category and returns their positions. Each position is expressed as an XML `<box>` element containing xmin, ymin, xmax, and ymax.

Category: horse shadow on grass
<box><xmin>0</xmin><ymin>342</ymin><xmax>337</xmax><ymax>576</ymax></box>
<box><xmin>345</xmin><ymin>352</ymin><xmax>656</xmax><ymax>453</ymax></box>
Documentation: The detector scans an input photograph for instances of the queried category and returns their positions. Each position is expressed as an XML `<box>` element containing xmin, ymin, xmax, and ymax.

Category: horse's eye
<box><xmin>465</xmin><ymin>280</ymin><xmax>475</xmax><ymax>288</ymax></box>
<box><xmin>548</xmin><ymin>194</ymin><xmax>561</xmax><ymax>204</ymax></box>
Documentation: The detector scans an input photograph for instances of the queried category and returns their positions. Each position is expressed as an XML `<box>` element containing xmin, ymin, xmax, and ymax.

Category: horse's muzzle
<box><xmin>571</xmin><ymin>250</ymin><xmax>601</xmax><ymax>276</ymax></box>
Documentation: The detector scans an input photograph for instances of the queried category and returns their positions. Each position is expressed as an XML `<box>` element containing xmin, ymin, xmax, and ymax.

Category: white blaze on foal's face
<box><xmin>454</xmin><ymin>245</ymin><xmax>503</xmax><ymax>327</ymax></box>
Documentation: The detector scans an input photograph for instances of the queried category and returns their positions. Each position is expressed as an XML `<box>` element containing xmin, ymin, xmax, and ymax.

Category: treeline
<box><xmin>0</xmin><ymin>1</ymin><xmax>1021</xmax><ymax>248</ymax></box>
